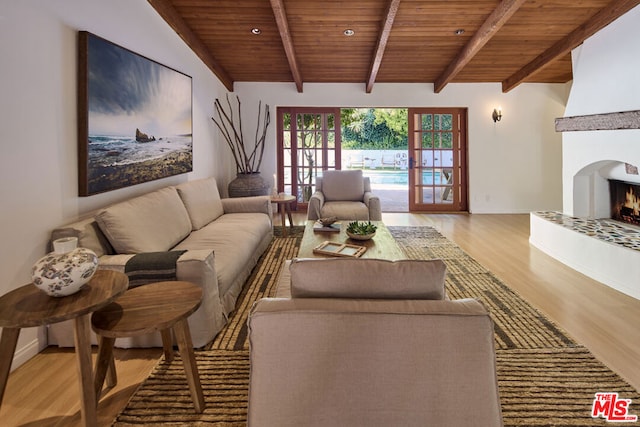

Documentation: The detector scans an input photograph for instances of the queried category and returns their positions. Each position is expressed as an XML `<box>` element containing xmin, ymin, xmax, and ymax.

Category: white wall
<box><xmin>0</xmin><ymin>0</ymin><xmax>228</xmax><ymax>369</ymax></box>
<box><xmin>236</xmin><ymin>81</ymin><xmax>567</xmax><ymax>214</ymax></box>
<box><xmin>562</xmin><ymin>6</ymin><xmax>640</xmax><ymax>216</ymax></box>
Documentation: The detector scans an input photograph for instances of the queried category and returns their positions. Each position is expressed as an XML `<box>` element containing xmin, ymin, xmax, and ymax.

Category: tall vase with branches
<box><xmin>212</xmin><ymin>94</ymin><xmax>271</xmax><ymax>197</ymax></box>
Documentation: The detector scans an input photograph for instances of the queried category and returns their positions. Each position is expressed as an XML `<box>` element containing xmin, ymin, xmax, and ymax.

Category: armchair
<box><xmin>307</xmin><ymin>169</ymin><xmax>382</xmax><ymax>221</ymax></box>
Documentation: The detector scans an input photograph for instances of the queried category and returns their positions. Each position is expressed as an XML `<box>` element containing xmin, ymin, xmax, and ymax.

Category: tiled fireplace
<box><xmin>529</xmin><ymin>112</ymin><xmax>640</xmax><ymax>302</ymax></box>
<box><xmin>533</xmin><ymin>6</ymin><xmax>640</xmax><ymax>301</ymax></box>
<box><xmin>530</xmin><ymin>158</ymin><xmax>640</xmax><ymax>301</ymax></box>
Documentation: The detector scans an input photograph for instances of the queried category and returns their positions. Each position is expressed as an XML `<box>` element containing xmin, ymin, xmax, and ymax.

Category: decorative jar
<box><xmin>228</xmin><ymin>172</ymin><xmax>271</xmax><ymax>197</ymax></box>
<box><xmin>31</xmin><ymin>237</ymin><xmax>99</xmax><ymax>297</ymax></box>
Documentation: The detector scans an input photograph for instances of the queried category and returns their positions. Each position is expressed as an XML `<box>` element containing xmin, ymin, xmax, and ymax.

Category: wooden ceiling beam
<box><xmin>366</xmin><ymin>0</ymin><xmax>401</xmax><ymax>93</ymax></box>
<box><xmin>147</xmin><ymin>0</ymin><xmax>234</xmax><ymax>91</ymax></box>
<box><xmin>270</xmin><ymin>0</ymin><xmax>304</xmax><ymax>93</ymax></box>
<box><xmin>434</xmin><ymin>0</ymin><xmax>527</xmax><ymax>93</ymax></box>
<box><xmin>502</xmin><ymin>0</ymin><xmax>640</xmax><ymax>92</ymax></box>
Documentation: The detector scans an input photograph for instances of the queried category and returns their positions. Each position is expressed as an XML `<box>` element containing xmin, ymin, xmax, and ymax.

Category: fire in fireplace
<box><xmin>610</xmin><ymin>180</ymin><xmax>640</xmax><ymax>226</ymax></box>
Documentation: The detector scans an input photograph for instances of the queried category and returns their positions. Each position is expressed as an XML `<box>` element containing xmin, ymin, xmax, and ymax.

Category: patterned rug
<box><xmin>113</xmin><ymin>226</ymin><xmax>640</xmax><ymax>426</ymax></box>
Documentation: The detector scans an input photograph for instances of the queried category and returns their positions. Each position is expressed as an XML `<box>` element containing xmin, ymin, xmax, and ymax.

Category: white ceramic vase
<box><xmin>31</xmin><ymin>237</ymin><xmax>99</xmax><ymax>297</ymax></box>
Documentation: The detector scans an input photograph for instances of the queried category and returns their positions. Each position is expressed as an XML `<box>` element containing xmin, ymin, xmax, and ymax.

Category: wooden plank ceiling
<box><xmin>148</xmin><ymin>0</ymin><xmax>639</xmax><ymax>93</ymax></box>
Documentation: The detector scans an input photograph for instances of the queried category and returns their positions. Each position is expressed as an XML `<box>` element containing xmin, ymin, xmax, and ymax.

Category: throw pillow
<box><xmin>176</xmin><ymin>177</ymin><xmax>225</xmax><ymax>230</ymax></box>
<box><xmin>51</xmin><ymin>217</ymin><xmax>114</xmax><ymax>257</ymax></box>
<box><xmin>95</xmin><ymin>187</ymin><xmax>192</xmax><ymax>254</ymax></box>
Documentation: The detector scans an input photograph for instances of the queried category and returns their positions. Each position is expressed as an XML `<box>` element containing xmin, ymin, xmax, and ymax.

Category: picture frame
<box><xmin>78</xmin><ymin>31</ymin><xmax>193</xmax><ymax>196</ymax></box>
<box><xmin>312</xmin><ymin>241</ymin><xmax>367</xmax><ymax>258</ymax></box>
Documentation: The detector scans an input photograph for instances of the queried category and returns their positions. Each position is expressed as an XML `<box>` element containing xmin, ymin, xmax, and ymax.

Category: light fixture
<box><xmin>492</xmin><ymin>107</ymin><xmax>502</xmax><ymax>123</ymax></box>
<box><xmin>454</xmin><ymin>29</ymin><xmax>465</xmax><ymax>35</ymax></box>
<box><xmin>251</xmin><ymin>28</ymin><xmax>261</xmax><ymax>35</ymax></box>
<box><xmin>343</xmin><ymin>29</ymin><xmax>355</xmax><ymax>36</ymax></box>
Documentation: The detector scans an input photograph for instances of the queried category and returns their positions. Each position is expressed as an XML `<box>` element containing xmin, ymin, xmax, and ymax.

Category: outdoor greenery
<box><xmin>282</xmin><ymin>108</ymin><xmax>416</xmax><ymax>202</ymax></box>
<box><xmin>341</xmin><ymin>108</ymin><xmax>408</xmax><ymax>149</ymax></box>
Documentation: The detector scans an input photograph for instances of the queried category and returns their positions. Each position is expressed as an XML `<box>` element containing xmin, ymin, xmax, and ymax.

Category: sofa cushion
<box><xmin>289</xmin><ymin>258</ymin><xmax>447</xmax><ymax>300</ymax></box>
<box><xmin>321</xmin><ymin>170</ymin><xmax>364</xmax><ymax>201</ymax></box>
<box><xmin>321</xmin><ymin>201</ymin><xmax>370</xmax><ymax>220</ymax></box>
<box><xmin>176</xmin><ymin>177</ymin><xmax>224</xmax><ymax>230</ymax></box>
<box><xmin>95</xmin><ymin>187</ymin><xmax>192</xmax><ymax>253</ymax></box>
<box><xmin>173</xmin><ymin>212</ymin><xmax>272</xmax><ymax>297</ymax></box>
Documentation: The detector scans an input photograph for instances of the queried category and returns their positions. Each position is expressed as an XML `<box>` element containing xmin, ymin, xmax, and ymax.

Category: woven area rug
<box><xmin>113</xmin><ymin>226</ymin><xmax>639</xmax><ymax>426</ymax></box>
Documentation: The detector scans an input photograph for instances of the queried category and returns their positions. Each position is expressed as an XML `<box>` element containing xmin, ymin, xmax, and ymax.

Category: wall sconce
<box><xmin>492</xmin><ymin>107</ymin><xmax>502</xmax><ymax>123</ymax></box>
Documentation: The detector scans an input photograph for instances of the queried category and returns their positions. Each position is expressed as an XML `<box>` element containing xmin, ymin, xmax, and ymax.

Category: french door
<box><xmin>408</xmin><ymin>108</ymin><xmax>467</xmax><ymax>212</ymax></box>
<box><xmin>276</xmin><ymin>108</ymin><xmax>341</xmax><ymax>210</ymax></box>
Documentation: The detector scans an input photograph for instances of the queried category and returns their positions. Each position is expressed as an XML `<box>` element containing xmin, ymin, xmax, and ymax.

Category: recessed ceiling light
<box><xmin>344</xmin><ymin>29</ymin><xmax>355</xmax><ymax>36</ymax></box>
<box><xmin>251</xmin><ymin>28</ymin><xmax>261</xmax><ymax>35</ymax></box>
<box><xmin>454</xmin><ymin>29</ymin><xmax>465</xmax><ymax>35</ymax></box>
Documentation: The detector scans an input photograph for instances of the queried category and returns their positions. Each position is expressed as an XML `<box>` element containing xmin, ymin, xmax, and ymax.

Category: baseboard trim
<box><xmin>11</xmin><ymin>340</ymin><xmax>41</xmax><ymax>372</ymax></box>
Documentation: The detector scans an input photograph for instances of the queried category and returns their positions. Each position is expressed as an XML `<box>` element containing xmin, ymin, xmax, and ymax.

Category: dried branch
<box><xmin>211</xmin><ymin>94</ymin><xmax>270</xmax><ymax>174</ymax></box>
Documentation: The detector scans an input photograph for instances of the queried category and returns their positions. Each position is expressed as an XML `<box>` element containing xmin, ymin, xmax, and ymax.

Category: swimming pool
<box><xmin>365</xmin><ymin>170</ymin><xmax>408</xmax><ymax>185</ymax></box>
<box><xmin>363</xmin><ymin>169</ymin><xmax>448</xmax><ymax>187</ymax></box>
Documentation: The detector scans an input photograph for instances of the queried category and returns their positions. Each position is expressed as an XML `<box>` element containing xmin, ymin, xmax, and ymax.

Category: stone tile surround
<box><xmin>533</xmin><ymin>211</ymin><xmax>640</xmax><ymax>251</ymax></box>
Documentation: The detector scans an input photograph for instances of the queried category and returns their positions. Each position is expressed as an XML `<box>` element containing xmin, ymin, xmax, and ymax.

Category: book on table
<box><xmin>313</xmin><ymin>221</ymin><xmax>341</xmax><ymax>232</ymax></box>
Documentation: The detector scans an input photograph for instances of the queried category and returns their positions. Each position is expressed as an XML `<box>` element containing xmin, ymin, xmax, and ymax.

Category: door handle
<box><xmin>409</xmin><ymin>157</ymin><xmax>414</xmax><ymax>169</ymax></box>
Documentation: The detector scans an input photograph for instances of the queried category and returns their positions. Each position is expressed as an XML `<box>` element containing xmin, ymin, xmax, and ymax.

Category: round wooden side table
<box><xmin>270</xmin><ymin>194</ymin><xmax>296</xmax><ymax>236</ymax></box>
<box><xmin>0</xmin><ymin>270</ymin><xmax>128</xmax><ymax>427</ymax></box>
<box><xmin>91</xmin><ymin>281</ymin><xmax>205</xmax><ymax>413</ymax></box>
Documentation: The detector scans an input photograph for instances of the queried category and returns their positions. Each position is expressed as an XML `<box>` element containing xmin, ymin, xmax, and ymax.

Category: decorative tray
<box><xmin>312</xmin><ymin>241</ymin><xmax>367</xmax><ymax>258</ymax></box>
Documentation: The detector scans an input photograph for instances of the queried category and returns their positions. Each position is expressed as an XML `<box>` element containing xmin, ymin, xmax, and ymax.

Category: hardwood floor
<box><xmin>0</xmin><ymin>346</ymin><xmax>162</xmax><ymax>426</ymax></box>
<box><xmin>383</xmin><ymin>213</ymin><xmax>640</xmax><ymax>393</ymax></box>
<box><xmin>2</xmin><ymin>213</ymin><xmax>639</xmax><ymax>426</ymax></box>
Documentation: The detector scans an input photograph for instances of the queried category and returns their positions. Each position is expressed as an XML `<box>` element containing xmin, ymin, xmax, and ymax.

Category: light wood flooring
<box><xmin>2</xmin><ymin>213</ymin><xmax>639</xmax><ymax>426</ymax></box>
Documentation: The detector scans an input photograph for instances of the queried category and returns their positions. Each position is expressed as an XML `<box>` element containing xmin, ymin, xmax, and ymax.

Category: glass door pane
<box><xmin>408</xmin><ymin>108</ymin><xmax>467</xmax><ymax>212</ymax></box>
<box><xmin>277</xmin><ymin>108</ymin><xmax>341</xmax><ymax>208</ymax></box>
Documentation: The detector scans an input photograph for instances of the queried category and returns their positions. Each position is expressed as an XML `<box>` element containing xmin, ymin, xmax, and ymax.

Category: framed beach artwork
<box><xmin>78</xmin><ymin>31</ymin><xmax>193</xmax><ymax>196</ymax></box>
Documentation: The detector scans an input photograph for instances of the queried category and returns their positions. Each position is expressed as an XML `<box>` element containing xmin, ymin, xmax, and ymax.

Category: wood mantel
<box><xmin>555</xmin><ymin>110</ymin><xmax>640</xmax><ymax>132</ymax></box>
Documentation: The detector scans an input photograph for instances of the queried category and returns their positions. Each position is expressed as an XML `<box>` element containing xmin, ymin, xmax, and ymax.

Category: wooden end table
<box><xmin>0</xmin><ymin>270</ymin><xmax>128</xmax><ymax>427</ymax></box>
<box><xmin>271</xmin><ymin>194</ymin><xmax>296</xmax><ymax>236</ymax></box>
<box><xmin>91</xmin><ymin>281</ymin><xmax>205</xmax><ymax>413</ymax></box>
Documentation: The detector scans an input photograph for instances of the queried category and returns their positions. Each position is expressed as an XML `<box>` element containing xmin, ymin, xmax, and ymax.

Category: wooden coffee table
<box><xmin>298</xmin><ymin>220</ymin><xmax>405</xmax><ymax>260</ymax></box>
<box><xmin>274</xmin><ymin>221</ymin><xmax>406</xmax><ymax>298</ymax></box>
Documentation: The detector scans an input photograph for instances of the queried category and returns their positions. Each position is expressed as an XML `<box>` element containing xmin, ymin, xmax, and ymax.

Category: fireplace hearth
<box><xmin>530</xmin><ymin>211</ymin><xmax>640</xmax><ymax>301</ymax></box>
<box><xmin>533</xmin><ymin>211</ymin><xmax>640</xmax><ymax>251</ymax></box>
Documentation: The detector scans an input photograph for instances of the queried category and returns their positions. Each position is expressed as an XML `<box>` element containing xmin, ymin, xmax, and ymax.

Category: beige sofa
<box><xmin>48</xmin><ymin>177</ymin><xmax>273</xmax><ymax>348</ymax></box>
<box><xmin>247</xmin><ymin>258</ymin><xmax>503</xmax><ymax>427</ymax></box>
